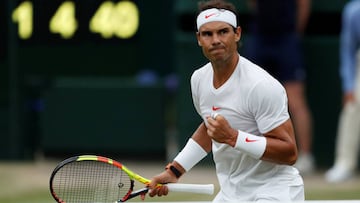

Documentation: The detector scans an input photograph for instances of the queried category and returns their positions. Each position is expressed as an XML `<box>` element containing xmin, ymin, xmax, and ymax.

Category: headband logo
<box><xmin>205</xmin><ymin>12</ymin><xmax>219</xmax><ymax>19</ymax></box>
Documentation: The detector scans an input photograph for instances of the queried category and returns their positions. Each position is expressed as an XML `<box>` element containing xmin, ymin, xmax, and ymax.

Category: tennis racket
<box><xmin>49</xmin><ymin>155</ymin><xmax>214</xmax><ymax>203</ymax></box>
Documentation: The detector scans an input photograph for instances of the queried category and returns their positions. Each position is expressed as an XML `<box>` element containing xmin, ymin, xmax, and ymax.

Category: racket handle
<box><xmin>166</xmin><ymin>183</ymin><xmax>214</xmax><ymax>195</ymax></box>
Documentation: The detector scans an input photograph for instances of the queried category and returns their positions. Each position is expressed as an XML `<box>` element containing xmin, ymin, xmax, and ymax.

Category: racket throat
<box><xmin>119</xmin><ymin>188</ymin><xmax>148</xmax><ymax>202</ymax></box>
<box><xmin>119</xmin><ymin>180</ymin><xmax>148</xmax><ymax>202</ymax></box>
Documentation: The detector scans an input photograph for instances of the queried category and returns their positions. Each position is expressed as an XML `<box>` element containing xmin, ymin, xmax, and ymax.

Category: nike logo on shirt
<box><xmin>212</xmin><ymin>106</ymin><xmax>221</xmax><ymax>111</ymax></box>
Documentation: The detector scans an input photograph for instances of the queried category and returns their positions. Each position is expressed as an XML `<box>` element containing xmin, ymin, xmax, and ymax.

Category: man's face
<box><xmin>197</xmin><ymin>21</ymin><xmax>241</xmax><ymax>63</ymax></box>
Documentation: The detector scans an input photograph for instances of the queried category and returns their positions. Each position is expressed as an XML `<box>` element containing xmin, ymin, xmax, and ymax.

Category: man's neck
<box><xmin>212</xmin><ymin>53</ymin><xmax>239</xmax><ymax>88</ymax></box>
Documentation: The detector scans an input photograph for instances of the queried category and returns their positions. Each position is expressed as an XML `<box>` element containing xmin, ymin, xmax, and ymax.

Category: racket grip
<box><xmin>166</xmin><ymin>183</ymin><xmax>214</xmax><ymax>195</ymax></box>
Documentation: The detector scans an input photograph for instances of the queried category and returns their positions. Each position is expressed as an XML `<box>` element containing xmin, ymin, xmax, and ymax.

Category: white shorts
<box><xmin>254</xmin><ymin>183</ymin><xmax>304</xmax><ymax>202</ymax></box>
<box><xmin>213</xmin><ymin>175</ymin><xmax>304</xmax><ymax>202</ymax></box>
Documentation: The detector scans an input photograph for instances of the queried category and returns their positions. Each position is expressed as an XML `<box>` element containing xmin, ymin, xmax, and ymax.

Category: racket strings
<box><xmin>52</xmin><ymin>161</ymin><xmax>131</xmax><ymax>203</ymax></box>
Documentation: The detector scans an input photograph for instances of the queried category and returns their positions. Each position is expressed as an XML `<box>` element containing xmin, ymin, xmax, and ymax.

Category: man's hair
<box><xmin>197</xmin><ymin>0</ymin><xmax>238</xmax><ymax>17</ymax></box>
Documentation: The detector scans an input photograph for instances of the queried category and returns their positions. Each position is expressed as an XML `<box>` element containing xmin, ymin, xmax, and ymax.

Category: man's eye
<box><xmin>202</xmin><ymin>32</ymin><xmax>212</xmax><ymax>36</ymax></box>
<box><xmin>220</xmin><ymin>30</ymin><xmax>228</xmax><ymax>34</ymax></box>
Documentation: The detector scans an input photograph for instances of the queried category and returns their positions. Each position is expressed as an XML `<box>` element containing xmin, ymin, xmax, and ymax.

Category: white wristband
<box><xmin>174</xmin><ymin>138</ymin><xmax>208</xmax><ymax>171</ymax></box>
<box><xmin>234</xmin><ymin>130</ymin><xmax>266</xmax><ymax>159</ymax></box>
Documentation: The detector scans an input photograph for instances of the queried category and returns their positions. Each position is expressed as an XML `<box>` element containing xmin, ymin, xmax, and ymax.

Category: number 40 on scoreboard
<box><xmin>11</xmin><ymin>0</ymin><xmax>140</xmax><ymax>40</ymax></box>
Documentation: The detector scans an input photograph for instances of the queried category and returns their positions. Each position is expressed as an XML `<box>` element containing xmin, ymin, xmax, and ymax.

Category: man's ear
<box><xmin>235</xmin><ymin>26</ymin><xmax>242</xmax><ymax>42</ymax></box>
<box><xmin>196</xmin><ymin>32</ymin><xmax>202</xmax><ymax>46</ymax></box>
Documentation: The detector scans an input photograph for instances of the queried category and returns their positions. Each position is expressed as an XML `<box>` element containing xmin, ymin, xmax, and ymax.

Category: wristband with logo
<box><xmin>234</xmin><ymin>130</ymin><xmax>266</xmax><ymax>159</ymax></box>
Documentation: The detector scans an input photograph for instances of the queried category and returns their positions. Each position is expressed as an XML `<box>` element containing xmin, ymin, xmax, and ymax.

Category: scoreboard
<box><xmin>2</xmin><ymin>0</ymin><xmax>174</xmax><ymax>77</ymax></box>
<box><xmin>12</xmin><ymin>0</ymin><xmax>139</xmax><ymax>40</ymax></box>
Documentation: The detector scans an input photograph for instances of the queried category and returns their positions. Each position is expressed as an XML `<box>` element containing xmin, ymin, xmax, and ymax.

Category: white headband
<box><xmin>196</xmin><ymin>8</ymin><xmax>237</xmax><ymax>30</ymax></box>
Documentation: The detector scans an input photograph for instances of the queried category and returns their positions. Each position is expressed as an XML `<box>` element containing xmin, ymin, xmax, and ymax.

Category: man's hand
<box><xmin>206</xmin><ymin>113</ymin><xmax>238</xmax><ymax>147</ymax></box>
<box><xmin>148</xmin><ymin>169</ymin><xmax>179</xmax><ymax>197</ymax></box>
<box><xmin>343</xmin><ymin>92</ymin><xmax>356</xmax><ymax>106</ymax></box>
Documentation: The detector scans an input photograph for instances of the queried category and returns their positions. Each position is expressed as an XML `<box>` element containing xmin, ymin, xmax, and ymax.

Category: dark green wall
<box><xmin>39</xmin><ymin>77</ymin><xmax>166</xmax><ymax>156</ymax></box>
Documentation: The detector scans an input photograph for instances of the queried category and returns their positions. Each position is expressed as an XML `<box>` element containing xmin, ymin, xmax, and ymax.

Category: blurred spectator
<box><xmin>325</xmin><ymin>0</ymin><xmax>360</xmax><ymax>183</ymax></box>
<box><xmin>136</xmin><ymin>69</ymin><xmax>159</xmax><ymax>86</ymax></box>
<box><xmin>164</xmin><ymin>73</ymin><xmax>179</xmax><ymax>93</ymax></box>
<box><xmin>242</xmin><ymin>0</ymin><xmax>315</xmax><ymax>174</ymax></box>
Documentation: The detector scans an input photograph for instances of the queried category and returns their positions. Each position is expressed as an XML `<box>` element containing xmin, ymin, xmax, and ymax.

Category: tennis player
<box><xmin>149</xmin><ymin>0</ymin><xmax>304</xmax><ymax>201</ymax></box>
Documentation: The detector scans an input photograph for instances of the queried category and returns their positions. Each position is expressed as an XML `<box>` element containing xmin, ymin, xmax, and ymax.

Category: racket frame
<box><xmin>50</xmin><ymin>155</ymin><xmax>214</xmax><ymax>203</ymax></box>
